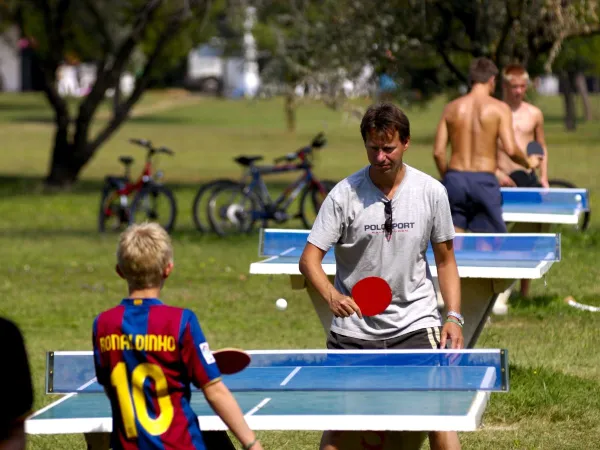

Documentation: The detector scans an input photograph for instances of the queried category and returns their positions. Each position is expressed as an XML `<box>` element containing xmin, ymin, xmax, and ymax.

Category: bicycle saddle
<box><xmin>119</xmin><ymin>156</ymin><xmax>134</xmax><ymax>165</ymax></box>
<box><xmin>234</xmin><ymin>156</ymin><xmax>263</xmax><ymax>166</ymax></box>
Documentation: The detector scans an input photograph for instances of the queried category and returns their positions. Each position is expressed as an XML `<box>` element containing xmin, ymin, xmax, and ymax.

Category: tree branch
<box><xmin>78</xmin><ymin>0</ymin><xmax>163</xmax><ymax>123</ymax></box>
<box><xmin>82</xmin><ymin>0</ymin><xmax>115</xmax><ymax>57</ymax></box>
<box><xmin>86</xmin><ymin>11</ymin><xmax>191</xmax><ymax>155</ymax></box>
<box><xmin>435</xmin><ymin>43</ymin><xmax>468</xmax><ymax>84</ymax></box>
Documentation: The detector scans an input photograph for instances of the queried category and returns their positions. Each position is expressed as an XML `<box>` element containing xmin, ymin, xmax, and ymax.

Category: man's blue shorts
<box><xmin>442</xmin><ymin>170</ymin><xmax>507</xmax><ymax>233</ymax></box>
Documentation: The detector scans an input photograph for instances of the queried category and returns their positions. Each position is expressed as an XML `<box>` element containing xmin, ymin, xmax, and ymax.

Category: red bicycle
<box><xmin>98</xmin><ymin>138</ymin><xmax>177</xmax><ymax>233</ymax></box>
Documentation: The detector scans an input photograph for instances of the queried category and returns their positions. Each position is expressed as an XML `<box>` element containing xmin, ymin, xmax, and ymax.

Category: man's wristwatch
<box><xmin>446</xmin><ymin>310</ymin><xmax>464</xmax><ymax>326</ymax></box>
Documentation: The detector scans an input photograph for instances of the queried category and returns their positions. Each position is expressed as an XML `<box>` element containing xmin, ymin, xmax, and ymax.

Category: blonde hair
<box><xmin>117</xmin><ymin>223</ymin><xmax>173</xmax><ymax>290</ymax></box>
<box><xmin>502</xmin><ymin>63</ymin><xmax>530</xmax><ymax>83</ymax></box>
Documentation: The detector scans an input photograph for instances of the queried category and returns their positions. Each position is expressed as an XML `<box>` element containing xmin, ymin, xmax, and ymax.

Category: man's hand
<box><xmin>327</xmin><ymin>291</ymin><xmax>363</xmax><ymax>319</ymax></box>
<box><xmin>527</xmin><ymin>154</ymin><xmax>543</xmax><ymax>170</ymax></box>
<box><xmin>498</xmin><ymin>171</ymin><xmax>516</xmax><ymax>187</ymax></box>
<box><xmin>439</xmin><ymin>321</ymin><xmax>464</xmax><ymax>349</ymax></box>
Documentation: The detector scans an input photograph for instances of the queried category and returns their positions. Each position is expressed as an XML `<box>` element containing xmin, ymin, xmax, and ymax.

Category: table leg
<box><xmin>290</xmin><ymin>274</ymin><xmax>333</xmax><ymax>335</ymax></box>
<box><xmin>84</xmin><ymin>432</ymin><xmax>110</xmax><ymax>450</ymax></box>
<box><xmin>294</xmin><ymin>274</ymin><xmax>513</xmax><ymax>348</ymax></box>
<box><xmin>321</xmin><ymin>430</ymin><xmax>427</xmax><ymax>449</ymax></box>
<box><xmin>202</xmin><ymin>430</ymin><xmax>236</xmax><ymax>449</ymax></box>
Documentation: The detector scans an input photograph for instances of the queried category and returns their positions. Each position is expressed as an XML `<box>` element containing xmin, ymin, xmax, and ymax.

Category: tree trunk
<box><xmin>45</xmin><ymin>114</ymin><xmax>92</xmax><ymax>188</ymax></box>
<box><xmin>284</xmin><ymin>90</ymin><xmax>296</xmax><ymax>133</ymax></box>
<box><xmin>574</xmin><ymin>72</ymin><xmax>592</xmax><ymax>121</ymax></box>
<box><xmin>560</xmin><ymin>72</ymin><xmax>576</xmax><ymax>131</ymax></box>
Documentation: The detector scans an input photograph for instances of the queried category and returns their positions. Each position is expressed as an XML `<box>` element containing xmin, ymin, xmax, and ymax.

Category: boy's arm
<box><xmin>534</xmin><ymin>108</ymin><xmax>549</xmax><ymax>187</ymax></box>
<box><xmin>202</xmin><ymin>381</ymin><xmax>263</xmax><ymax>450</ymax></box>
<box><xmin>180</xmin><ymin>311</ymin><xmax>262</xmax><ymax>449</ymax></box>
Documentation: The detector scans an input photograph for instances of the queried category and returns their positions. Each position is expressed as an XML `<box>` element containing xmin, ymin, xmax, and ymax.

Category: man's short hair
<box><xmin>502</xmin><ymin>63</ymin><xmax>530</xmax><ymax>83</ymax></box>
<box><xmin>469</xmin><ymin>57</ymin><xmax>499</xmax><ymax>85</ymax></box>
<box><xmin>117</xmin><ymin>222</ymin><xmax>173</xmax><ymax>290</ymax></box>
<box><xmin>360</xmin><ymin>102</ymin><xmax>410</xmax><ymax>144</ymax></box>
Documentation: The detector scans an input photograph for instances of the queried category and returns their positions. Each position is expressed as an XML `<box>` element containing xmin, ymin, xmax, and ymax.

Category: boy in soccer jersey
<box><xmin>92</xmin><ymin>223</ymin><xmax>263</xmax><ymax>450</ymax></box>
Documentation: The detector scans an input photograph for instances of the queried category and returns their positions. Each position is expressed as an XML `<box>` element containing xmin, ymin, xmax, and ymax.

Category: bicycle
<box><xmin>206</xmin><ymin>133</ymin><xmax>336</xmax><ymax>236</ymax></box>
<box><xmin>98</xmin><ymin>138</ymin><xmax>177</xmax><ymax>233</ymax></box>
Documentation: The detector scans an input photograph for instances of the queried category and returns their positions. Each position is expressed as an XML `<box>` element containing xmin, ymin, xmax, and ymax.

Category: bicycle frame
<box><xmin>243</xmin><ymin>160</ymin><xmax>326</xmax><ymax>219</ymax></box>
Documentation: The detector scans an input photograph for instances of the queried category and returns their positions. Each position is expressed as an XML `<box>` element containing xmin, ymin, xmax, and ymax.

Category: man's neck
<box><xmin>369</xmin><ymin>163</ymin><xmax>406</xmax><ymax>196</ymax></box>
<box><xmin>506</xmin><ymin>98</ymin><xmax>522</xmax><ymax>111</ymax></box>
<box><xmin>127</xmin><ymin>287</ymin><xmax>161</xmax><ymax>299</ymax></box>
<box><xmin>470</xmin><ymin>84</ymin><xmax>490</xmax><ymax>97</ymax></box>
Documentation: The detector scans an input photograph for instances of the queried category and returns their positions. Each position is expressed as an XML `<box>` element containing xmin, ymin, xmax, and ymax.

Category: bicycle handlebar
<box><xmin>272</xmin><ymin>132</ymin><xmax>327</xmax><ymax>164</ymax></box>
<box><xmin>129</xmin><ymin>138</ymin><xmax>175</xmax><ymax>156</ymax></box>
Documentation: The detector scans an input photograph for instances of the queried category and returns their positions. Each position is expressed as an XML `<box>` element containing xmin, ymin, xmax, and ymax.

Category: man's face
<box><xmin>504</xmin><ymin>76</ymin><xmax>528</xmax><ymax>103</ymax></box>
<box><xmin>364</xmin><ymin>128</ymin><xmax>409</xmax><ymax>175</ymax></box>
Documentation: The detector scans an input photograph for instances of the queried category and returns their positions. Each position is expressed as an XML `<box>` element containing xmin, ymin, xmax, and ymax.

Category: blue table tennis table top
<box><xmin>500</xmin><ymin>187</ymin><xmax>589</xmax><ymax>224</ymax></box>
<box><xmin>26</xmin><ymin>350</ymin><xmax>507</xmax><ymax>434</ymax></box>
<box><xmin>250</xmin><ymin>229</ymin><xmax>561</xmax><ymax>279</ymax></box>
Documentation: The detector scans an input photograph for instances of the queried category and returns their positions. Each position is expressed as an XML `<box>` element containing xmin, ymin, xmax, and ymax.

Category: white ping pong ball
<box><xmin>575</xmin><ymin>194</ymin><xmax>582</xmax><ymax>201</ymax></box>
<box><xmin>275</xmin><ymin>298</ymin><xmax>288</xmax><ymax>311</ymax></box>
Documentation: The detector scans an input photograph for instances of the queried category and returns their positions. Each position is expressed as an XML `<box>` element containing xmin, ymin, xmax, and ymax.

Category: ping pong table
<box><xmin>250</xmin><ymin>229</ymin><xmax>561</xmax><ymax>348</ymax></box>
<box><xmin>500</xmin><ymin>187</ymin><xmax>590</xmax><ymax>227</ymax></box>
<box><xmin>26</xmin><ymin>349</ymin><xmax>509</xmax><ymax>450</ymax></box>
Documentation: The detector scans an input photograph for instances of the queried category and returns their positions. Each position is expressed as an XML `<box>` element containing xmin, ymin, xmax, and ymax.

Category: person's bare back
<box><xmin>433</xmin><ymin>57</ymin><xmax>538</xmax><ymax>234</ymax></box>
<box><xmin>443</xmin><ymin>93</ymin><xmax>511</xmax><ymax>173</ymax></box>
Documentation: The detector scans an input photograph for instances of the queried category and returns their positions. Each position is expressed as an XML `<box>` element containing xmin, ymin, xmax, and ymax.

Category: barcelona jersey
<box><xmin>92</xmin><ymin>298</ymin><xmax>221</xmax><ymax>450</ymax></box>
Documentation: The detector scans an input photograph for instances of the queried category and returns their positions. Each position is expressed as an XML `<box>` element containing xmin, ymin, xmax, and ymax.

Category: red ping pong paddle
<box><xmin>213</xmin><ymin>348</ymin><xmax>251</xmax><ymax>375</ymax></box>
<box><xmin>351</xmin><ymin>277</ymin><xmax>392</xmax><ymax>316</ymax></box>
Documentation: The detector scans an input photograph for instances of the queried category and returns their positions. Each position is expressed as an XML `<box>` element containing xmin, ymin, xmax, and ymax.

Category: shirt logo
<box><xmin>199</xmin><ymin>342</ymin><xmax>216</xmax><ymax>364</ymax></box>
<box><xmin>133</xmin><ymin>299</ymin><xmax>143</xmax><ymax>306</ymax></box>
<box><xmin>364</xmin><ymin>222</ymin><xmax>415</xmax><ymax>233</ymax></box>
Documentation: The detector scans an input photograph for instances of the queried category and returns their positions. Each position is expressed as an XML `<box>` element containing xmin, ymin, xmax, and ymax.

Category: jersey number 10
<box><xmin>111</xmin><ymin>362</ymin><xmax>175</xmax><ymax>438</ymax></box>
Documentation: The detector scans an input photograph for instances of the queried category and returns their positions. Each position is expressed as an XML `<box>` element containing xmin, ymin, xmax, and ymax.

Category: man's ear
<box><xmin>163</xmin><ymin>261</ymin><xmax>174</xmax><ymax>279</ymax></box>
<box><xmin>116</xmin><ymin>264</ymin><xmax>125</xmax><ymax>279</ymax></box>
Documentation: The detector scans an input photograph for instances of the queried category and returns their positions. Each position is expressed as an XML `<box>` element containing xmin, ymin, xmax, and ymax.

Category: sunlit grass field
<box><xmin>0</xmin><ymin>90</ymin><xmax>598</xmax><ymax>449</ymax></box>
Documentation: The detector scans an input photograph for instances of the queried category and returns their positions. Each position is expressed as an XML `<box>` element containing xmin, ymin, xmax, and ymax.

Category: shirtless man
<box><xmin>496</xmin><ymin>63</ymin><xmax>549</xmax><ymax>188</ymax></box>
<box><xmin>433</xmin><ymin>57</ymin><xmax>542</xmax><ymax>233</ymax></box>
<box><xmin>497</xmin><ymin>63</ymin><xmax>549</xmax><ymax>300</ymax></box>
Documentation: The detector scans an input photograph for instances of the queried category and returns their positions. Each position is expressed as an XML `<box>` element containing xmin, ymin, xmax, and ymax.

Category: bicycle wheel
<box><xmin>192</xmin><ymin>179</ymin><xmax>238</xmax><ymax>232</ymax></box>
<box><xmin>207</xmin><ymin>184</ymin><xmax>260</xmax><ymax>237</ymax></box>
<box><xmin>548</xmin><ymin>178</ymin><xmax>591</xmax><ymax>231</ymax></box>
<box><xmin>299</xmin><ymin>179</ymin><xmax>337</xmax><ymax>228</ymax></box>
<box><xmin>130</xmin><ymin>184</ymin><xmax>177</xmax><ymax>232</ymax></box>
<box><xmin>98</xmin><ymin>184</ymin><xmax>130</xmax><ymax>233</ymax></box>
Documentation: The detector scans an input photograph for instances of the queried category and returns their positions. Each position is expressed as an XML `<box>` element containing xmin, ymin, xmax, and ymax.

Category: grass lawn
<box><xmin>0</xmin><ymin>90</ymin><xmax>598</xmax><ymax>449</ymax></box>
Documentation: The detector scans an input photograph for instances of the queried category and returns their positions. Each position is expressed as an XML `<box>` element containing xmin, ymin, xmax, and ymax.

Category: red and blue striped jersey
<box><xmin>92</xmin><ymin>298</ymin><xmax>222</xmax><ymax>450</ymax></box>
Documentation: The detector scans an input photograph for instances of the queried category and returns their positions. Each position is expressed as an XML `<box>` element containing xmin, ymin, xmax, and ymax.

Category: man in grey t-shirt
<box><xmin>299</xmin><ymin>103</ymin><xmax>464</xmax><ymax>450</ymax></box>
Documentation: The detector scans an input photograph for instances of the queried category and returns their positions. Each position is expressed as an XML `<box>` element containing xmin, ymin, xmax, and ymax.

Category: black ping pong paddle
<box><xmin>526</xmin><ymin>141</ymin><xmax>544</xmax><ymax>156</ymax></box>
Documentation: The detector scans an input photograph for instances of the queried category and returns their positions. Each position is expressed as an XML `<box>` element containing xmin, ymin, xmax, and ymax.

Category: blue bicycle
<box><xmin>206</xmin><ymin>133</ymin><xmax>336</xmax><ymax>236</ymax></box>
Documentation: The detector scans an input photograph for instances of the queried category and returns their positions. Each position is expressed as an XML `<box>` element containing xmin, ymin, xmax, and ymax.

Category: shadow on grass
<box><xmin>0</xmin><ymin>174</ymin><xmax>334</xmax><ymax>197</ymax></box>
<box><xmin>0</xmin><ymin>101</ymin><xmax>50</xmax><ymax>112</ymax></box>
<box><xmin>509</xmin><ymin>294</ymin><xmax>556</xmax><ymax>310</ymax></box>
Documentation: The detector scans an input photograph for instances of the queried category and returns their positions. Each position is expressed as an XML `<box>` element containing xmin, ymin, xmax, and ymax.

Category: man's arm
<box><xmin>433</xmin><ymin>110</ymin><xmax>449</xmax><ymax>177</ymax></box>
<box><xmin>534</xmin><ymin>108</ymin><xmax>549</xmax><ymax>187</ymax></box>
<box><xmin>497</xmin><ymin>104</ymin><xmax>531</xmax><ymax>168</ymax></box>
<box><xmin>299</xmin><ymin>243</ymin><xmax>362</xmax><ymax>318</ymax></box>
<box><xmin>431</xmin><ymin>240</ymin><xmax>464</xmax><ymax>349</ymax></box>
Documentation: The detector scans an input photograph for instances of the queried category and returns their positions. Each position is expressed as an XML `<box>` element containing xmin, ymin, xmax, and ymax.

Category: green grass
<box><xmin>0</xmin><ymin>91</ymin><xmax>598</xmax><ymax>449</ymax></box>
